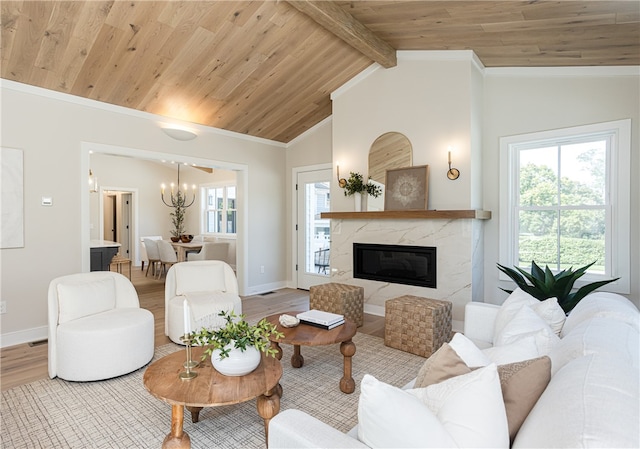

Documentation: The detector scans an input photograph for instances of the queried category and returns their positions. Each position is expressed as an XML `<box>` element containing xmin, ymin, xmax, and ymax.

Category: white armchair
<box><xmin>164</xmin><ymin>260</ymin><xmax>242</xmax><ymax>344</ymax></box>
<box><xmin>48</xmin><ymin>271</ymin><xmax>154</xmax><ymax>381</ymax></box>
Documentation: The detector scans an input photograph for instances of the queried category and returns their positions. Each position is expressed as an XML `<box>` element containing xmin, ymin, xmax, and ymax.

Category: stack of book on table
<box><xmin>296</xmin><ymin>309</ymin><xmax>345</xmax><ymax>330</ymax></box>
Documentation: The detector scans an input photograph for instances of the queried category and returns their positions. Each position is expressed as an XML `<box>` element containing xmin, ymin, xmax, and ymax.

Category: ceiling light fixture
<box><xmin>161</xmin><ymin>126</ymin><xmax>197</xmax><ymax>141</ymax></box>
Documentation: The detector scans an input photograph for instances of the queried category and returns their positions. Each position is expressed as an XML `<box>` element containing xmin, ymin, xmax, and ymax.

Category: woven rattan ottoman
<box><xmin>384</xmin><ymin>295</ymin><xmax>452</xmax><ymax>357</ymax></box>
<box><xmin>309</xmin><ymin>283</ymin><xmax>364</xmax><ymax>327</ymax></box>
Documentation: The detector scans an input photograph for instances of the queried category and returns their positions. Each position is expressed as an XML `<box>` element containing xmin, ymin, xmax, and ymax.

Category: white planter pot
<box><xmin>211</xmin><ymin>342</ymin><xmax>261</xmax><ymax>376</ymax></box>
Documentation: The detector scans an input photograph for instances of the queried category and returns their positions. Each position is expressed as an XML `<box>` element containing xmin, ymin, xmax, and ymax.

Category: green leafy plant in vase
<box><xmin>191</xmin><ymin>310</ymin><xmax>284</xmax><ymax>376</ymax></box>
<box><xmin>497</xmin><ymin>260</ymin><xmax>619</xmax><ymax>314</ymax></box>
<box><xmin>342</xmin><ymin>172</ymin><xmax>382</xmax><ymax>198</ymax></box>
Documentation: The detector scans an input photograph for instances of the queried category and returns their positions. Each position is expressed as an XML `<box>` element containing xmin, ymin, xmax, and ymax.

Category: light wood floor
<box><xmin>0</xmin><ymin>267</ymin><xmax>385</xmax><ymax>391</ymax></box>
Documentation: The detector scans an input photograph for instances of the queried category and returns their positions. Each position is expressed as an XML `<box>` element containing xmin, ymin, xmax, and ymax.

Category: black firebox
<box><xmin>353</xmin><ymin>243</ymin><xmax>436</xmax><ymax>288</ymax></box>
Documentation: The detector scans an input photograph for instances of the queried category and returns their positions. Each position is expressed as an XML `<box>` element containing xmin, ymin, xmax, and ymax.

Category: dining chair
<box><xmin>157</xmin><ymin>240</ymin><xmax>178</xmax><ymax>279</ymax></box>
<box><xmin>140</xmin><ymin>235</ymin><xmax>162</xmax><ymax>272</ymax></box>
<box><xmin>187</xmin><ymin>242</ymin><xmax>230</xmax><ymax>262</ymax></box>
<box><xmin>143</xmin><ymin>239</ymin><xmax>162</xmax><ymax>277</ymax></box>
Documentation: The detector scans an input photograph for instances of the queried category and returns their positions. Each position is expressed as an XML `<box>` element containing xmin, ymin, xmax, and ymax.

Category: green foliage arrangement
<box><xmin>191</xmin><ymin>310</ymin><xmax>284</xmax><ymax>360</ymax></box>
<box><xmin>343</xmin><ymin>172</ymin><xmax>382</xmax><ymax>198</ymax></box>
<box><xmin>169</xmin><ymin>191</ymin><xmax>188</xmax><ymax>238</ymax></box>
<box><xmin>497</xmin><ymin>260</ymin><xmax>619</xmax><ymax>314</ymax></box>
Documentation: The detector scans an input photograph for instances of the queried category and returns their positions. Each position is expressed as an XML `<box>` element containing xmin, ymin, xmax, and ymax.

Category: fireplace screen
<box><xmin>353</xmin><ymin>243</ymin><xmax>436</xmax><ymax>288</ymax></box>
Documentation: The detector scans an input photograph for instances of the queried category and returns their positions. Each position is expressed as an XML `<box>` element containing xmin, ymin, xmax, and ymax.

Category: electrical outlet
<box><xmin>260</xmin><ymin>265</ymin><xmax>265</xmax><ymax>274</ymax></box>
<box><xmin>0</xmin><ymin>301</ymin><xmax>6</xmax><ymax>314</ymax></box>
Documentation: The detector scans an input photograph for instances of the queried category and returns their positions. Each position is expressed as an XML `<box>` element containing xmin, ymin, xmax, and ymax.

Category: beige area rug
<box><xmin>1</xmin><ymin>333</ymin><xmax>426</xmax><ymax>449</ymax></box>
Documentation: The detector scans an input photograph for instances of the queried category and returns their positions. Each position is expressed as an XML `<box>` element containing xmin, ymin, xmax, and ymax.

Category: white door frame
<box><xmin>291</xmin><ymin>163</ymin><xmax>332</xmax><ymax>289</ymax></box>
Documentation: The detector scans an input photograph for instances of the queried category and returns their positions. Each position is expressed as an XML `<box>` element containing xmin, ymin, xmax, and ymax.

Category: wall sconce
<box><xmin>447</xmin><ymin>148</ymin><xmax>460</xmax><ymax>180</ymax></box>
<box><xmin>88</xmin><ymin>169</ymin><xmax>98</xmax><ymax>192</ymax></box>
<box><xmin>337</xmin><ymin>163</ymin><xmax>347</xmax><ymax>188</ymax></box>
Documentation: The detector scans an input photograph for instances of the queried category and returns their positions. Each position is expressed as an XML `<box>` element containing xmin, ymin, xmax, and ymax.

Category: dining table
<box><xmin>169</xmin><ymin>241</ymin><xmax>203</xmax><ymax>262</ymax></box>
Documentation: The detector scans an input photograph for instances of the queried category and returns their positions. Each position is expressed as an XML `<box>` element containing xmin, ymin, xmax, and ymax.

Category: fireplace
<box><xmin>353</xmin><ymin>243</ymin><xmax>436</xmax><ymax>288</ymax></box>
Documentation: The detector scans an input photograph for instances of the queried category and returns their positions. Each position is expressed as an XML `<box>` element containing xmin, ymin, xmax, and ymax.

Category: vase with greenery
<box><xmin>497</xmin><ymin>260</ymin><xmax>619</xmax><ymax>313</ymax></box>
<box><xmin>191</xmin><ymin>310</ymin><xmax>284</xmax><ymax>375</ymax></box>
<box><xmin>343</xmin><ymin>172</ymin><xmax>382</xmax><ymax>198</ymax></box>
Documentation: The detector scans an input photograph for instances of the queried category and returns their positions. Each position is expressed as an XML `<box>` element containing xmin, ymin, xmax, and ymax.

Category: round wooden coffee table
<box><xmin>143</xmin><ymin>347</ymin><xmax>282</xmax><ymax>449</ymax></box>
<box><xmin>264</xmin><ymin>311</ymin><xmax>357</xmax><ymax>394</ymax></box>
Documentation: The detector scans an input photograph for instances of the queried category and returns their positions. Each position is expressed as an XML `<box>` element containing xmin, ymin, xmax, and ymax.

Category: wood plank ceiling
<box><xmin>2</xmin><ymin>1</ymin><xmax>638</xmax><ymax>143</ymax></box>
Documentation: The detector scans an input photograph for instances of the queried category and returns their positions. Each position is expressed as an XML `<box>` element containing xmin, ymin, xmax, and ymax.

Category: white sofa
<box><xmin>165</xmin><ymin>260</ymin><xmax>242</xmax><ymax>344</ymax></box>
<box><xmin>269</xmin><ymin>291</ymin><xmax>640</xmax><ymax>448</ymax></box>
<box><xmin>48</xmin><ymin>271</ymin><xmax>155</xmax><ymax>381</ymax></box>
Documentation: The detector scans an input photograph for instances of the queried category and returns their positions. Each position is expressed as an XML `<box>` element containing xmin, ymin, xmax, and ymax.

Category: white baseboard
<box><xmin>1</xmin><ymin>325</ymin><xmax>48</xmax><ymax>349</ymax></box>
<box><xmin>244</xmin><ymin>281</ymin><xmax>288</xmax><ymax>297</ymax></box>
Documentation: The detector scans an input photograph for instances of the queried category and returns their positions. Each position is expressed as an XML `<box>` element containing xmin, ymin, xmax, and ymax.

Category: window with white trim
<box><xmin>499</xmin><ymin>120</ymin><xmax>630</xmax><ymax>294</ymax></box>
<box><xmin>203</xmin><ymin>185</ymin><xmax>236</xmax><ymax>234</ymax></box>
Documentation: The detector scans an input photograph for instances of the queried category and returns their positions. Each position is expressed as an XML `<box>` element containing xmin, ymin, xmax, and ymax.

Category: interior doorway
<box><xmin>101</xmin><ymin>190</ymin><xmax>136</xmax><ymax>261</ymax></box>
<box><xmin>101</xmin><ymin>189</ymin><xmax>134</xmax><ymax>261</ymax></box>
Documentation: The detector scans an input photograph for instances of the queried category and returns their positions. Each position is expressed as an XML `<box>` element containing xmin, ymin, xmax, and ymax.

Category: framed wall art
<box><xmin>1</xmin><ymin>147</ymin><xmax>24</xmax><ymax>248</ymax></box>
<box><xmin>384</xmin><ymin>165</ymin><xmax>429</xmax><ymax>211</ymax></box>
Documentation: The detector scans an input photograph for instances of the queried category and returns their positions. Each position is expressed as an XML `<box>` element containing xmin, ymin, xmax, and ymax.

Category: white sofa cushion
<box><xmin>549</xmin><ymin>316</ymin><xmax>640</xmax><ymax>375</ymax></box>
<box><xmin>174</xmin><ymin>263</ymin><xmax>226</xmax><ymax>295</ymax></box>
<box><xmin>561</xmin><ymin>292</ymin><xmax>640</xmax><ymax>336</ymax></box>
<box><xmin>57</xmin><ymin>277</ymin><xmax>116</xmax><ymax>324</ymax></box>
<box><xmin>513</xmin><ymin>353</ymin><xmax>640</xmax><ymax>449</ymax></box>
<box><xmin>357</xmin><ymin>374</ymin><xmax>457</xmax><ymax>448</ymax></box>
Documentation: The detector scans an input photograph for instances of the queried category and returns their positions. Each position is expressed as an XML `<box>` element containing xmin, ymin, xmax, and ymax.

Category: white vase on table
<box><xmin>211</xmin><ymin>341</ymin><xmax>261</xmax><ymax>376</ymax></box>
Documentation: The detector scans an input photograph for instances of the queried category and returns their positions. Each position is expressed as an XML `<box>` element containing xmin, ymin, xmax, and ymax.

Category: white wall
<box><xmin>331</xmin><ymin>52</ymin><xmax>484</xmax><ymax>212</ymax></box>
<box><xmin>482</xmin><ymin>68</ymin><xmax>640</xmax><ymax>306</ymax></box>
<box><xmin>0</xmin><ymin>81</ymin><xmax>287</xmax><ymax>346</ymax></box>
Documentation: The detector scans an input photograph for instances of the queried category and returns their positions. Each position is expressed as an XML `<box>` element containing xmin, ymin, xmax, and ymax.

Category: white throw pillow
<box><xmin>408</xmin><ymin>364</ymin><xmax>510</xmax><ymax>448</ymax></box>
<box><xmin>530</xmin><ymin>297</ymin><xmax>566</xmax><ymax>335</ymax></box>
<box><xmin>493</xmin><ymin>288</ymin><xmax>539</xmax><ymax>338</ymax></box>
<box><xmin>495</xmin><ymin>306</ymin><xmax>561</xmax><ymax>356</ymax></box>
<box><xmin>482</xmin><ymin>337</ymin><xmax>540</xmax><ymax>365</ymax></box>
<box><xmin>494</xmin><ymin>288</ymin><xmax>566</xmax><ymax>337</ymax></box>
<box><xmin>357</xmin><ymin>374</ymin><xmax>457</xmax><ymax>448</ymax></box>
<box><xmin>57</xmin><ymin>277</ymin><xmax>116</xmax><ymax>323</ymax></box>
<box><xmin>449</xmin><ymin>332</ymin><xmax>491</xmax><ymax>367</ymax></box>
<box><xmin>175</xmin><ymin>263</ymin><xmax>226</xmax><ymax>295</ymax></box>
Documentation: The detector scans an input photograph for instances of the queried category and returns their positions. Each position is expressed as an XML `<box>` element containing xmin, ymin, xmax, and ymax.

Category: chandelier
<box><xmin>161</xmin><ymin>164</ymin><xmax>196</xmax><ymax>209</ymax></box>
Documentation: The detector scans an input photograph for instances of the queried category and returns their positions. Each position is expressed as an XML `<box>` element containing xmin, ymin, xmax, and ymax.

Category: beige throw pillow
<box><xmin>498</xmin><ymin>356</ymin><xmax>551</xmax><ymax>443</ymax></box>
<box><xmin>415</xmin><ymin>343</ymin><xmax>551</xmax><ymax>443</ymax></box>
<box><xmin>414</xmin><ymin>343</ymin><xmax>471</xmax><ymax>388</ymax></box>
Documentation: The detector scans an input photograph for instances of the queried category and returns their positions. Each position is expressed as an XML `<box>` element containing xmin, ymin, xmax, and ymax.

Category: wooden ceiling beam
<box><xmin>286</xmin><ymin>0</ymin><xmax>397</xmax><ymax>68</ymax></box>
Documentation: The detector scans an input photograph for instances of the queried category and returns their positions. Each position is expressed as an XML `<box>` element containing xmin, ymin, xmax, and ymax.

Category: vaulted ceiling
<box><xmin>2</xmin><ymin>1</ymin><xmax>638</xmax><ymax>143</ymax></box>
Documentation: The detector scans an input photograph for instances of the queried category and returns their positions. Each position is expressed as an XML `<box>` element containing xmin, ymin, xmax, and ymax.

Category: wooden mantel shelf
<box><xmin>320</xmin><ymin>210</ymin><xmax>491</xmax><ymax>220</ymax></box>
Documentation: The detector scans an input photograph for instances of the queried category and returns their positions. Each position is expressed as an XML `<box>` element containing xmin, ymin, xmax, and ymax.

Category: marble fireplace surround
<box><xmin>321</xmin><ymin>210</ymin><xmax>491</xmax><ymax>331</ymax></box>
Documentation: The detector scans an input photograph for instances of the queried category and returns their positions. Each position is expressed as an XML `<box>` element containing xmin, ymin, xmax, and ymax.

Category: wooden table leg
<box><xmin>162</xmin><ymin>404</ymin><xmax>190</xmax><ymax>449</ymax></box>
<box><xmin>291</xmin><ymin>344</ymin><xmax>304</xmax><ymax>368</ymax></box>
<box><xmin>257</xmin><ymin>386</ymin><xmax>281</xmax><ymax>448</ymax></box>
<box><xmin>339</xmin><ymin>339</ymin><xmax>356</xmax><ymax>394</ymax></box>
<box><xmin>185</xmin><ymin>406</ymin><xmax>203</xmax><ymax>423</ymax></box>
